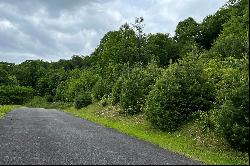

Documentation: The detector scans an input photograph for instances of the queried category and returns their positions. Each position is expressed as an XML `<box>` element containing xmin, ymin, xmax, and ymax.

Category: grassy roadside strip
<box><xmin>59</xmin><ymin>103</ymin><xmax>248</xmax><ymax>165</ymax></box>
<box><xmin>0</xmin><ymin>105</ymin><xmax>20</xmax><ymax>118</ymax></box>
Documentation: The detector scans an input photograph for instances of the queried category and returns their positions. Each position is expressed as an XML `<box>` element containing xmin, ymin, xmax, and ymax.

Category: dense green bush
<box><xmin>55</xmin><ymin>81</ymin><xmax>67</xmax><ymax>101</ymax></box>
<box><xmin>120</xmin><ymin>69</ymin><xmax>144</xmax><ymax>115</ymax></box>
<box><xmin>0</xmin><ymin>85</ymin><xmax>34</xmax><ymax>104</ymax></box>
<box><xmin>215</xmin><ymin>58</ymin><xmax>249</xmax><ymax>151</ymax></box>
<box><xmin>74</xmin><ymin>92</ymin><xmax>92</xmax><ymax>109</ymax></box>
<box><xmin>120</xmin><ymin>70</ymin><xmax>143</xmax><ymax>115</ymax></box>
<box><xmin>145</xmin><ymin>55</ymin><xmax>216</xmax><ymax>131</ymax></box>
<box><xmin>120</xmin><ymin>62</ymin><xmax>161</xmax><ymax>115</ymax></box>
<box><xmin>100</xmin><ymin>95</ymin><xmax>110</xmax><ymax>107</ymax></box>
<box><xmin>58</xmin><ymin>70</ymin><xmax>98</xmax><ymax>102</ymax></box>
<box><xmin>25</xmin><ymin>96</ymin><xmax>47</xmax><ymax>107</ymax></box>
<box><xmin>45</xmin><ymin>94</ymin><xmax>54</xmax><ymax>102</ymax></box>
<box><xmin>219</xmin><ymin>87</ymin><xmax>249</xmax><ymax>151</ymax></box>
<box><xmin>92</xmin><ymin>78</ymin><xmax>110</xmax><ymax>101</ymax></box>
<box><xmin>111</xmin><ymin>76</ymin><xmax>124</xmax><ymax>105</ymax></box>
<box><xmin>202</xmin><ymin>55</ymin><xmax>249</xmax><ymax>151</ymax></box>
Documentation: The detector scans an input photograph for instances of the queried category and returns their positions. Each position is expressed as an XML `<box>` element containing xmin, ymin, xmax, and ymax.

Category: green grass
<box><xmin>60</xmin><ymin>103</ymin><xmax>249</xmax><ymax>165</ymax></box>
<box><xmin>0</xmin><ymin>105</ymin><xmax>20</xmax><ymax>118</ymax></box>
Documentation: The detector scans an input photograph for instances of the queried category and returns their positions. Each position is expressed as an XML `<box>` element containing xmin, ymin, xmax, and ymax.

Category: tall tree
<box><xmin>146</xmin><ymin>33</ymin><xmax>179</xmax><ymax>67</ymax></box>
<box><xmin>196</xmin><ymin>8</ymin><xmax>231</xmax><ymax>50</ymax></box>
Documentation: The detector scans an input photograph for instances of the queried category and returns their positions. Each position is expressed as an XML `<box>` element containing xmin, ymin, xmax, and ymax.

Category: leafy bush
<box><xmin>92</xmin><ymin>77</ymin><xmax>110</xmax><ymax>101</ymax></box>
<box><xmin>202</xmin><ymin>55</ymin><xmax>249</xmax><ymax>151</ymax></box>
<box><xmin>59</xmin><ymin>70</ymin><xmax>98</xmax><ymax>102</ymax></box>
<box><xmin>219</xmin><ymin>93</ymin><xmax>249</xmax><ymax>151</ymax></box>
<box><xmin>120</xmin><ymin>70</ymin><xmax>144</xmax><ymax>115</ymax></box>
<box><xmin>216</xmin><ymin>58</ymin><xmax>249</xmax><ymax>151</ymax></box>
<box><xmin>45</xmin><ymin>94</ymin><xmax>53</xmax><ymax>102</ymax></box>
<box><xmin>111</xmin><ymin>76</ymin><xmax>124</xmax><ymax>105</ymax></box>
<box><xmin>100</xmin><ymin>95</ymin><xmax>110</xmax><ymax>107</ymax></box>
<box><xmin>120</xmin><ymin>62</ymin><xmax>161</xmax><ymax>115</ymax></box>
<box><xmin>25</xmin><ymin>96</ymin><xmax>47</xmax><ymax>107</ymax></box>
<box><xmin>0</xmin><ymin>85</ymin><xmax>34</xmax><ymax>105</ymax></box>
<box><xmin>145</xmin><ymin>55</ymin><xmax>216</xmax><ymax>131</ymax></box>
<box><xmin>55</xmin><ymin>81</ymin><xmax>67</xmax><ymax>101</ymax></box>
<box><xmin>74</xmin><ymin>92</ymin><xmax>92</xmax><ymax>109</ymax></box>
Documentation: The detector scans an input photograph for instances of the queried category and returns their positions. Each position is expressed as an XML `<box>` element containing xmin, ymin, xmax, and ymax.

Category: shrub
<box><xmin>120</xmin><ymin>70</ymin><xmax>144</xmax><ymax>115</ymax></box>
<box><xmin>92</xmin><ymin>78</ymin><xmax>110</xmax><ymax>101</ymax></box>
<box><xmin>25</xmin><ymin>96</ymin><xmax>47</xmax><ymax>108</ymax></box>
<box><xmin>74</xmin><ymin>92</ymin><xmax>92</xmax><ymax>109</ymax></box>
<box><xmin>61</xmin><ymin>70</ymin><xmax>98</xmax><ymax>102</ymax></box>
<box><xmin>55</xmin><ymin>81</ymin><xmax>67</xmax><ymax>101</ymax></box>
<box><xmin>100</xmin><ymin>95</ymin><xmax>110</xmax><ymax>107</ymax></box>
<box><xmin>216</xmin><ymin>58</ymin><xmax>249</xmax><ymax>151</ymax></box>
<box><xmin>145</xmin><ymin>54</ymin><xmax>216</xmax><ymax>131</ymax></box>
<box><xmin>111</xmin><ymin>76</ymin><xmax>124</xmax><ymax>105</ymax></box>
<box><xmin>219</xmin><ymin>96</ymin><xmax>249</xmax><ymax>151</ymax></box>
<box><xmin>0</xmin><ymin>85</ymin><xmax>34</xmax><ymax>105</ymax></box>
<box><xmin>119</xmin><ymin>63</ymin><xmax>161</xmax><ymax>115</ymax></box>
<box><xmin>45</xmin><ymin>94</ymin><xmax>53</xmax><ymax>102</ymax></box>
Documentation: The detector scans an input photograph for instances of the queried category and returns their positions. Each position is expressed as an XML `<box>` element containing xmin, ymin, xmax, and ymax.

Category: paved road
<box><xmin>0</xmin><ymin>108</ymin><xmax>202</xmax><ymax>165</ymax></box>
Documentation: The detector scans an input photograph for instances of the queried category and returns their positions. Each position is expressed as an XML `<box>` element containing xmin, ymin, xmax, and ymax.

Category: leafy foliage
<box><xmin>119</xmin><ymin>62</ymin><xmax>161</xmax><ymax>115</ymax></box>
<box><xmin>111</xmin><ymin>76</ymin><xmax>124</xmax><ymax>105</ymax></box>
<box><xmin>210</xmin><ymin>0</ymin><xmax>248</xmax><ymax>59</ymax></box>
<box><xmin>58</xmin><ymin>70</ymin><xmax>98</xmax><ymax>102</ymax></box>
<box><xmin>92</xmin><ymin>77</ymin><xmax>110</xmax><ymax>101</ymax></box>
<box><xmin>145</xmin><ymin>54</ymin><xmax>216</xmax><ymax>131</ymax></box>
<box><xmin>74</xmin><ymin>92</ymin><xmax>92</xmax><ymax>109</ymax></box>
<box><xmin>219</xmin><ymin>85</ymin><xmax>249</xmax><ymax>151</ymax></box>
<box><xmin>146</xmin><ymin>33</ymin><xmax>180</xmax><ymax>66</ymax></box>
<box><xmin>0</xmin><ymin>85</ymin><xmax>34</xmax><ymax>104</ymax></box>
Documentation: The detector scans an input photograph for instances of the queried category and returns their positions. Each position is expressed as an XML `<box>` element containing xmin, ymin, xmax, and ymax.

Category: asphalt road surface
<box><xmin>0</xmin><ymin>108</ymin><xmax>203</xmax><ymax>165</ymax></box>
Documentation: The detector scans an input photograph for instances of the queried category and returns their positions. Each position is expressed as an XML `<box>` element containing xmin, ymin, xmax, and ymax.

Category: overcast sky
<box><xmin>0</xmin><ymin>0</ymin><xmax>227</xmax><ymax>64</ymax></box>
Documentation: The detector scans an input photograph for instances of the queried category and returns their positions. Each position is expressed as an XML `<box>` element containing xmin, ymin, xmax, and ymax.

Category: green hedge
<box><xmin>0</xmin><ymin>85</ymin><xmax>34</xmax><ymax>104</ymax></box>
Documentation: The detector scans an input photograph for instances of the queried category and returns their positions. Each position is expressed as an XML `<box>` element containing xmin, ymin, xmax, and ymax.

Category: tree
<box><xmin>175</xmin><ymin>17</ymin><xmax>199</xmax><ymax>44</ymax></box>
<box><xmin>70</xmin><ymin>55</ymin><xmax>85</xmax><ymax>69</ymax></box>
<box><xmin>91</xmin><ymin>25</ymin><xmax>138</xmax><ymax>67</ymax></box>
<box><xmin>146</xmin><ymin>33</ymin><xmax>180</xmax><ymax>66</ymax></box>
<box><xmin>196</xmin><ymin>8</ymin><xmax>231</xmax><ymax>50</ymax></box>
<box><xmin>210</xmin><ymin>0</ymin><xmax>248</xmax><ymax>59</ymax></box>
<box><xmin>132</xmin><ymin>17</ymin><xmax>148</xmax><ymax>64</ymax></box>
<box><xmin>174</xmin><ymin>17</ymin><xmax>200</xmax><ymax>55</ymax></box>
<box><xmin>0</xmin><ymin>62</ymin><xmax>17</xmax><ymax>86</ymax></box>
<box><xmin>15</xmin><ymin>60</ymin><xmax>48</xmax><ymax>90</ymax></box>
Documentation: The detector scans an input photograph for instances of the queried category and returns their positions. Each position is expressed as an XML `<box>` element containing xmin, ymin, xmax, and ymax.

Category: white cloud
<box><xmin>0</xmin><ymin>19</ymin><xmax>16</xmax><ymax>30</ymax></box>
<box><xmin>0</xmin><ymin>0</ymin><xmax>227</xmax><ymax>64</ymax></box>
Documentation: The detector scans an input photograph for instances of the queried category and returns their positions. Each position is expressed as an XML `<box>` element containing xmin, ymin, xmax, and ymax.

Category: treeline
<box><xmin>0</xmin><ymin>0</ymin><xmax>248</xmax><ymax>151</ymax></box>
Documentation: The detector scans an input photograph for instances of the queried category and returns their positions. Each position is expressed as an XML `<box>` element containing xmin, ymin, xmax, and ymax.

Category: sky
<box><xmin>0</xmin><ymin>0</ymin><xmax>227</xmax><ymax>64</ymax></box>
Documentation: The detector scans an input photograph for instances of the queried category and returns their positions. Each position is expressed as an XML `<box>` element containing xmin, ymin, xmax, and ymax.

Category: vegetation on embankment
<box><xmin>62</xmin><ymin>103</ymin><xmax>249</xmax><ymax>165</ymax></box>
<box><xmin>24</xmin><ymin>99</ymin><xmax>249</xmax><ymax>165</ymax></box>
<box><xmin>0</xmin><ymin>105</ymin><xmax>20</xmax><ymax>118</ymax></box>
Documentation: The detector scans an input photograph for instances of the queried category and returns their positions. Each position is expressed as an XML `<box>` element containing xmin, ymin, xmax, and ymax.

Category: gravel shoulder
<box><xmin>0</xmin><ymin>108</ymin><xmax>203</xmax><ymax>165</ymax></box>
